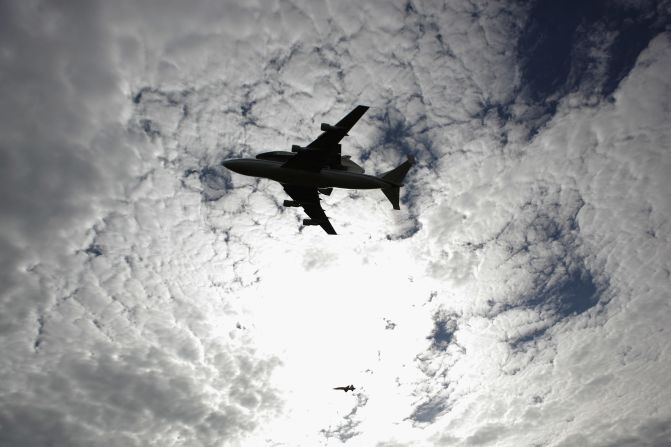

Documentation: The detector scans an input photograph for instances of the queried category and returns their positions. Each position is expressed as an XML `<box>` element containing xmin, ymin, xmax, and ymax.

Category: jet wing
<box><xmin>308</xmin><ymin>105</ymin><xmax>369</xmax><ymax>149</ymax></box>
<box><xmin>283</xmin><ymin>185</ymin><xmax>337</xmax><ymax>235</ymax></box>
<box><xmin>281</xmin><ymin>105</ymin><xmax>369</xmax><ymax>172</ymax></box>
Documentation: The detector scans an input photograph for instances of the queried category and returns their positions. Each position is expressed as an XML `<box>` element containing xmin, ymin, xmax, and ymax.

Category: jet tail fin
<box><xmin>382</xmin><ymin>186</ymin><xmax>401</xmax><ymax>210</ymax></box>
<box><xmin>380</xmin><ymin>156</ymin><xmax>414</xmax><ymax>210</ymax></box>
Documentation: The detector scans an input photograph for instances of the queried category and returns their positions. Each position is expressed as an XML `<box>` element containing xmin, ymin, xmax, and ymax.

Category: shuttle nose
<box><xmin>222</xmin><ymin>159</ymin><xmax>241</xmax><ymax>173</ymax></box>
<box><xmin>222</xmin><ymin>158</ymin><xmax>258</xmax><ymax>177</ymax></box>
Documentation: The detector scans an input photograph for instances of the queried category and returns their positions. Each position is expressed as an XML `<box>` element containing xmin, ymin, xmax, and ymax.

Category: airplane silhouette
<box><xmin>333</xmin><ymin>385</ymin><xmax>355</xmax><ymax>392</ymax></box>
<box><xmin>222</xmin><ymin>105</ymin><xmax>414</xmax><ymax>234</ymax></box>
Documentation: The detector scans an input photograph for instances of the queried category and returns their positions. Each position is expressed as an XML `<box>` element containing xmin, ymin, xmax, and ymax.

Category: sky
<box><xmin>1</xmin><ymin>0</ymin><xmax>670</xmax><ymax>446</ymax></box>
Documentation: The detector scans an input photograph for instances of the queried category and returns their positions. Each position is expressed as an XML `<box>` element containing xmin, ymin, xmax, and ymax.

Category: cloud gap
<box><xmin>426</xmin><ymin>311</ymin><xmax>458</xmax><ymax>352</ymax></box>
<box><xmin>487</xmin><ymin>184</ymin><xmax>609</xmax><ymax>347</ymax></box>
<box><xmin>515</xmin><ymin>0</ymin><xmax>669</xmax><ymax>138</ymax></box>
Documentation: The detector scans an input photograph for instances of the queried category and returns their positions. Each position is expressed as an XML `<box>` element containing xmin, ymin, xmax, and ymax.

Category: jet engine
<box><xmin>291</xmin><ymin>145</ymin><xmax>306</xmax><ymax>152</ymax></box>
<box><xmin>303</xmin><ymin>219</ymin><xmax>325</xmax><ymax>226</ymax></box>
<box><xmin>283</xmin><ymin>200</ymin><xmax>301</xmax><ymax>207</ymax></box>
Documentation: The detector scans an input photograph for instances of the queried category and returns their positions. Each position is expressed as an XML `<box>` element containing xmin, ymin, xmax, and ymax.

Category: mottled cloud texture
<box><xmin>1</xmin><ymin>1</ymin><xmax>670</xmax><ymax>446</ymax></box>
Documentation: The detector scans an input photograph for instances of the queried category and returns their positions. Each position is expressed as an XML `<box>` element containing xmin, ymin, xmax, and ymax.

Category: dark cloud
<box><xmin>409</xmin><ymin>397</ymin><xmax>448</xmax><ymax>424</ymax></box>
<box><xmin>557</xmin><ymin>417</ymin><xmax>671</xmax><ymax>447</ymax></box>
<box><xmin>0</xmin><ymin>0</ymin><xmax>144</xmax><ymax>339</ymax></box>
<box><xmin>0</xmin><ymin>346</ymin><xmax>280</xmax><ymax>447</ymax></box>
<box><xmin>465</xmin><ymin>423</ymin><xmax>507</xmax><ymax>445</ymax></box>
<box><xmin>0</xmin><ymin>403</ymin><xmax>99</xmax><ymax>447</ymax></box>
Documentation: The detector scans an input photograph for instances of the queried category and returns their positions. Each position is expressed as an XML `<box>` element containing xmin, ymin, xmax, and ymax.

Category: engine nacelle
<box><xmin>291</xmin><ymin>145</ymin><xmax>305</xmax><ymax>152</ymax></box>
<box><xmin>283</xmin><ymin>200</ymin><xmax>301</xmax><ymax>207</ymax></box>
<box><xmin>303</xmin><ymin>219</ymin><xmax>325</xmax><ymax>226</ymax></box>
<box><xmin>320</xmin><ymin>123</ymin><xmax>347</xmax><ymax>133</ymax></box>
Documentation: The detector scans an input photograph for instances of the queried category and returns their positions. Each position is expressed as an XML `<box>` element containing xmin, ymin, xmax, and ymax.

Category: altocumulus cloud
<box><xmin>1</xmin><ymin>0</ymin><xmax>670</xmax><ymax>446</ymax></box>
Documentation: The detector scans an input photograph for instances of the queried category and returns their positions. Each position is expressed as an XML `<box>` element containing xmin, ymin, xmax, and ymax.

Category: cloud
<box><xmin>1</xmin><ymin>0</ymin><xmax>669</xmax><ymax>446</ymax></box>
<box><xmin>417</xmin><ymin>30</ymin><xmax>671</xmax><ymax>447</ymax></box>
<box><xmin>321</xmin><ymin>394</ymin><xmax>368</xmax><ymax>443</ymax></box>
<box><xmin>0</xmin><ymin>346</ymin><xmax>280</xmax><ymax>446</ymax></box>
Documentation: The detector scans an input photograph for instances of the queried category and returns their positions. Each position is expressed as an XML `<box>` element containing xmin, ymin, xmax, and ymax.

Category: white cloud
<box><xmin>1</xmin><ymin>0</ymin><xmax>669</xmax><ymax>446</ymax></box>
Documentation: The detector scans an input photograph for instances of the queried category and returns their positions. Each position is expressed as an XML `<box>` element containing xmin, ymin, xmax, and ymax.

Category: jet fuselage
<box><xmin>223</xmin><ymin>158</ymin><xmax>392</xmax><ymax>190</ymax></box>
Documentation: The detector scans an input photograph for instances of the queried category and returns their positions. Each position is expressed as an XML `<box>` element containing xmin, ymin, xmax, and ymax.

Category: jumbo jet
<box><xmin>222</xmin><ymin>105</ymin><xmax>414</xmax><ymax>234</ymax></box>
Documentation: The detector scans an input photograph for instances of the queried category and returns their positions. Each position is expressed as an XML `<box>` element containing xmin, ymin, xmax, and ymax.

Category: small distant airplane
<box><xmin>222</xmin><ymin>105</ymin><xmax>414</xmax><ymax>234</ymax></box>
<box><xmin>333</xmin><ymin>385</ymin><xmax>355</xmax><ymax>393</ymax></box>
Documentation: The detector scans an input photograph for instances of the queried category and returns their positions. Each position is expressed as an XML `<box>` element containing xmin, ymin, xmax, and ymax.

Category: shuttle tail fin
<box><xmin>380</xmin><ymin>156</ymin><xmax>415</xmax><ymax>186</ymax></box>
<box><xmin>380</xmin><ymin>156</ymin><xmax>414</xmax><ymax>210</ymax></box>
